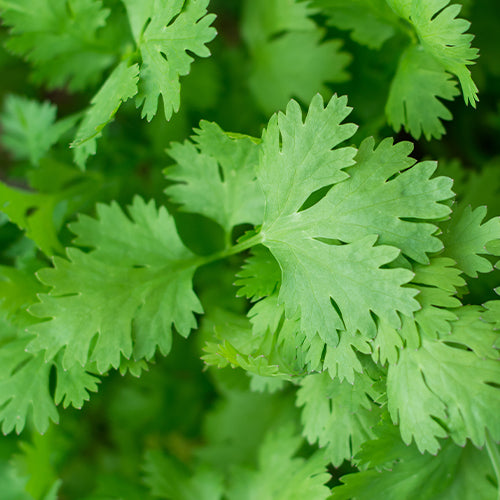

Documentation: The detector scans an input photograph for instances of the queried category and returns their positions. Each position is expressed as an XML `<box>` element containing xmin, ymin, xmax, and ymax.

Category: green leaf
<box><xmin>248</xmin><ymin>31</ymin><xmax>351</xmax><ymax>115</ymax></box>
<box><xmin>441</xmin><ymin>205</ymin><xmax>500</xmax><ymax>277</ymax></box>
<box><xmin>165</xmin><ymin>121</ymin><xmax>264</xmax><ymax>236</ymax></box>
<box><xmin>257</xmin><ymin>96</ymin><xmax>453</xmax><ymax>342</ymax></box>
<box><xmin>388</xmin><ymin>334</ymin><xmax>500</xmax><ymax>454</ymax></box>
<box><xmin>143</xmin><ymin>450</ymin><xmax>224</xmax><ymax>500</ymax></box>
<box><xmin>235</xmin><ymin>246</ymin><xmax>281</xmax><ymax>301</ymax></box>
<box><xmin>333</xmin><ymin>431</ymin><xmax>498</xmax><ymax>500</ymax></box>
<box><xmin>1</xmin><ymin>0</ymin><xmax>115</xmax><ymax>91</ymax></box>
<box><xmin>310</xmin><ymin>0</ymin><xmax>399</xmax><ymax>49</ymax></box>
<box><xmin>226</xmin><ymin>426</ymin><xmax>331</xmax><ymax>500</ymax></box>
<box><xmin>297</xmin><ymin>371</ymin><xmax>381</xmax><ymax>466</ymax></box>
<box><xmin>386</xmin><ymin>45</ymin><xmax>460</xmax><ymax>140</ymax></box>
<box><xmin>0</xmin><ymin>337</ymin><xmax>58</xmax><ymax>434</ymax></box>
<box><xmin>0</xmin><ymin>95</ymin><xmax>76</xmax><ymax>166</ymax></box>
<box><xmin>0</xmin><ymin>181</ymin><xmax>65</xmax><ymax>256</ymax></box>
<box><xmin>53</xmin><ymin>356</ymin><xmax>99</xmax><ymax>409</ymax></box>
<box><xmin>299</xmin><ymin>137</ymin><xmax>454</xmax><ymax>263</ymax></box>
<box><xmin>71</xmin><ymin>62</ymin><xmax>140</xmax><ymax>168</ymax></box>
<box><xmin>28</xmin><ymin>197</ymin><xmax>203</xmax><ymax>373</ymax></box>
<box><xmin>241</xmin><ymin>0</ymin><xmax>318</xmax><ymax>46</ymax></box>
<box><xmin>387</xmin><ymin>0</ymin><xmax>479</xmax><ymax>105</ymax></box>
<box><xmin>122</xmin><ymin>0</ymin><xmax>217</xmax><ymax>121</ymax></box>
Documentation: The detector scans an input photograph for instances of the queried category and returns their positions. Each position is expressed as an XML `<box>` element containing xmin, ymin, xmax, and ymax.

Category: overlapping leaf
<box><xmin>166</xmin><ymin>121</ymin><xmax>264</xmax><ymax>236</ymax></box>
<box><xmin>257</xmin><ymin>95</ymin><xmax>453</xmax><ymax>342</ymax></box>
<box><xmin>71</xmin><ymin>62</ymin><xmax>139</xmax><ymax>167</ymax></box>
<box><xmin>386</xmin><ymin>46</ymin><xmax>459</xmax><ymax>140</ymax></box>
<box><xmin>297</xmin><ymin>371</ymin><xmax>382</xmax><ymax>466</ymax></box>
<box><xmin>333</xmin><ymin>424</ymin><xmax>498</xmax><ymax>500</ymax></box>
<box><xmin>0</xmin><ymin>95</ymin><xmax>76</xmax><ymax>166</ymax></box>
<box><xmin>28</xmin><ymin>197</ymin><xmax>203</xmax><ymax>373</ymax></box>
<box><xmin>441</xmin><ymin>205</ymin><xmax>500</xmax><ymax>277</ymax></box>
<box><xmin>242</xmin><ymin>0</ymin><xmax>350</xmax><ymax>114</ymax></box>
<box><xmin>388</xmin><ymin>313</ymin><xmax>500</xmax><ymax>453</ymax></box>
<box><xmin>311</xmin><ymin>0</ymin><xmax>399</xmax><ymax>49</ymax></box>
<box><xmin>1</xmin><ymin>0</ymin><xmax>115</xmax><ymax>90</ymax></box>
<box><xmin>122</xmin><ymin>0</ymin><xmax>217</xmax><ymax>121</ymax></box>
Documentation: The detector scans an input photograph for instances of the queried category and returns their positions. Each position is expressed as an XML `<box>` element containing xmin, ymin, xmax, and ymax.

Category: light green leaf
<box><xmin>0</xmin><ymin>95</ymin><xmax>76</xmax><ymax>165</ymax></box>
<box><xmin>387</xmin><ymin>0</ymin><xmax>479</xmax><ymax>105</ymax></box>
<box><xmin>257</xmin><ymin>96</ymin><xmax>453</xmax><ymax>342</ymax></box>
<box><xmin>166</xmin><ymin>121</ymin><xmax>264</xmax><ymax>235</ymax></box>
<box><xmin>297</xmin><ymin>372</ymin><xmax>381</xmax><ymax>466</ymax></box>
<box><xmin>123</xmin><ymin>0</ymin><xmax>217</xmax><ymax>121</ymax></box>
<box><xmin>441</xmin><ymin>205</ymin><xmax>500</xmax><ymax>277</ymax></box>
<box><xmin>28</xmin><ymin>197</ymin><xmax>203</xmax><ymax>373</ymax></box>
<box><xmin>388</xmin><ymin>335</ymin><xmax>500</xmax><ymax>454</ymax></box>
<box><xmin>227</xmin><ymin>426</ymin><xmax>331</xmax><ymax>500</ymax></box>
<box><xmin>71</xmin><ymin>62</ymin><xmax>139</xmax><ymax>168</ymax></box>
<box><xmin>386</xmin><ymin>45</ymin><xmax>459</xmax><ymax>140</ymax></box>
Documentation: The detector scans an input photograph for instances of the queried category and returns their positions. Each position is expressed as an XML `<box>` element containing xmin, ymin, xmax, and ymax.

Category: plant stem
<box><xmin>199</xmin><ymin>232</ymin><xmax>264</xmax><ymax>267</ymax></box>
<box><xmin>486</xmin><ymin>430</ymin><xmax>500</xmax><ymax>500</ymax></box>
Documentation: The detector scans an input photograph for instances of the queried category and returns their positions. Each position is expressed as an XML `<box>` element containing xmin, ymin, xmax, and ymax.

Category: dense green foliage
<box><xmin>0</xmin><ymin>0</ymin><xmax>500</xmax><ymax>498</ymax></box>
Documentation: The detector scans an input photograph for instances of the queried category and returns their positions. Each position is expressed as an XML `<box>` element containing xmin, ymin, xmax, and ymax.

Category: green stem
<box><xmin>200</xmin><ymin>232</ymin><xmax>264</xmax><ymax>267</ymax></box>
<box><xmin>486</xmin><ymin>430</ymin><xmax>500</xmax><ymax>500</ymax></box>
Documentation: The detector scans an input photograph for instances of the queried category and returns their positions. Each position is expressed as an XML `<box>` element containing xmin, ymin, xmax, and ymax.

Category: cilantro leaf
<box><xmin>388</xmin><ymin>332</ymin><xmax>500</xmax><ymax>454</ymax></box>
<box><xmin>257</xmin><ymin>95</ymin><xmax>453</xmax><ymax>342</ymax></box>
<box><xmin>166</xmin><ymin>121</ymin><xmax>264</xmax><ymax>236</ymax></box>
<box><xmin>28</xmin><ymin>197</ymin><xmax>203</xmax><ymax>373</ymax></box>
<box><xmin>122</xmin><ymin>0</ymin><xmax>217</xmax><ymax>121</ymax></box>
<box><xmin>1</xmin><ymin>0</ymin><xmax>115</xmax><ymax>91</ymax></box>
<box><xmin>71</xmin><ymin>62</ymin><xmax>140</xmax><ymax>168</ymax></box>
<box><xmin>333</xmin><ymin>428</ymin><xmax>498</xmax><ymax>500</ymax></box>
<box><xmin>386</xmin><ymin>45</ymin><xmax>460</xmax><ymax>140</ymax></box>
<box><xmin>227</xmin><ymin>426</ymin><xmax>331</xmax><ymax>500</ymax></box>
<box><xmin>387</xmin><ymin>0</ymin><xmax>479</xmax><ymax>105</ymax></box>
<box><xmin>0</xmin><ymin>338</ymin><xmax>58</xmax><ymax>435</ymax></box>
<box><xmin>248</xmin><ymin>31</ymin><xmax>351</xmax><ymax>115</ymax></box>
<box><xmin>297</xmin><ymin>371</ymin><xmax>381</xmax><ymax>466</ymax></box>
<box><xmin>242</xmin><ymin>0</ymin><xmax>350</xmax><ymax>114</ymax></box>
<box><xmin>441</xmin><ymin>205</ymin><xmax>500</xmax><ymax>277</ymax></box>
<box><xmin>235</xmin><ymin>246</ymin><xmax>281</xmax><ymax>301</ymax></box>
<box><xmin>0</xmin><ymin>95</ymin><xmax>76</xmax><ymax>166</ymax></box>
<box><xmin>0</xmin><ymin>181</ymin><xmax>65</xmax><ymax>256</ymax></box>
<box><xmin>144</xmin><ymin>450</ymin><xmax>224</xmax><ymax>500</ymax></box>
<box><xmin>311</xmin><ymin>0</ymin><xmax>399</xmax><ymax>49</ymax></box>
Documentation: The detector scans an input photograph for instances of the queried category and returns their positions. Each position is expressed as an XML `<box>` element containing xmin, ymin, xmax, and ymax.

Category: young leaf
<box><xmin>71</xmin><ymin>62</ymin><xmax>140</xmax><ymax>168</ymax></box>
<box><xmin>122</xmin><ymin>0</ymin><xmax>217</xmax><ymax>121</ymax></box>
